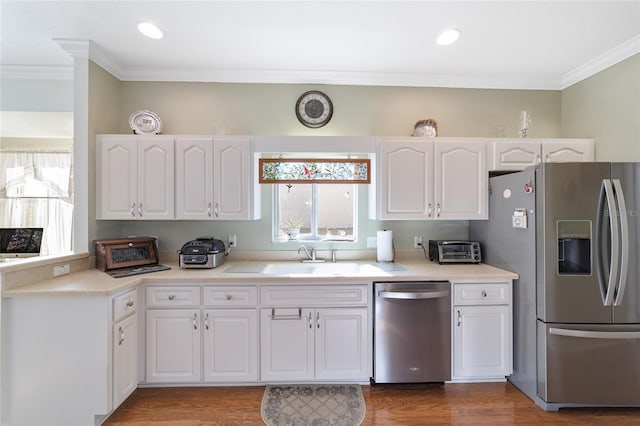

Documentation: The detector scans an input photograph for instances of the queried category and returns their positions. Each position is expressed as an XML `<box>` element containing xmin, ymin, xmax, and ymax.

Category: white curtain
<box><xmin>0</xmin><ymin>151</ymin><xmax>73</xmax><ymax>255</ymax></box>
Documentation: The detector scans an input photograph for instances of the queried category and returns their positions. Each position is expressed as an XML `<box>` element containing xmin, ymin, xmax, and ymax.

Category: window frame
<box><xmin>272</xmin><ymin>183</ymin><xmax>358</xmax><ymax>243</ymax></box>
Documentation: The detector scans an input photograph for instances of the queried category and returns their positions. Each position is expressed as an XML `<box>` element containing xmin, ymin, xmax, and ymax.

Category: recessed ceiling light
<box><xmin>138</xmin><ymin>22</ymin><xmax>163</xmax><ymax>39</ymax></box>
<box><xmin>436</xmin><ymin>29</ymin><xmax>460</xmax><ymax>46</ymax></box>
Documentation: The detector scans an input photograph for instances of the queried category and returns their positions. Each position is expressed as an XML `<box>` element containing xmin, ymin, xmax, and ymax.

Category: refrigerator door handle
<box><xmin>601</xmin><ymin>179</ymin><xmax>620</xmax><ymax>306</ymax></box>
<box><xmin>550</xmin><ymin>327</ymin><xmax>640</xmax><ymax>340</ymax></box>
<box><xmin>612</xmin><ymin>179</ymin><xmax>629</xmax><ymax>306</ymax></box>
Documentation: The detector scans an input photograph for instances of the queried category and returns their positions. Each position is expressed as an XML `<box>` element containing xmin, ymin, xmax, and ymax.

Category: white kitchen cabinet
<box><xmin>146</xmin><ymin>309</ymin><xmax>201</xmax><ymax>383</ymax></box>
<box><xmin>434</xmin><ymin>140</ymin><xmax>488</xmax><ymax>220</ymax></box>
<box><xmin>113</xmin><ymin>312</ymin><xmax>138</xmax><ymax>407</ymax></box>
<box><xmin>260</xmin><ymin>307</ymin><xmax>368</xmax><ymax>382</ymax></box>
<box><xmin>145</xmin><ymin>284</ymin><xmax>259</xmax><ymax>384</ymax></box>
<box><xmin>259</xmin><ymin>284</ymin><xmax>369</xmax><ymax>382</ymax></box>
<box><xmin>490</xmin><ymin>138</ymin><xmax>594</xmax><ymax>171</ymax></box>
<box><xmin>3</xmin><ymin>288</ymin><xmax>143</xmax><ymax>426</ymax></box>
<box><xmin>175</xmin><ymin>136</ymin><xmax>215</xmax><ymax>220</ymax></box>
<box><xmin>372</xmin><ymin>137</ymin><xmax>487</xmax><ymax>220</ymax></box>
<box><xmin>451</xmin><ymin>281</ymin><xmax>513</xmax><ymax>381</ymax></box>
<box><xmin>203</xmin><ymin>309</ymin><xmax>259</xmax><ymax>382</ymax></box>
<box><xmin>213</xmin><ymin>136</ymin><xmax>261</xmax><ymax>220</ymax></box>
<box><xmin>97</xmin><ymin>134</ymin><xmax>174</xmax><ymax>220</ymax></box>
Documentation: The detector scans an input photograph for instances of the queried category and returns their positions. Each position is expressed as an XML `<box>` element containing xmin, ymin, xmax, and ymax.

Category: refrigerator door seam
<box><xmin>550</xmin><ymin>327</ymin><xmax>640</xmax><ymax>339</ymax></box>
<box><xmin>612</xmin><ymin>179</ymin><xmax>629</xmax><ymax>307</ymax></box>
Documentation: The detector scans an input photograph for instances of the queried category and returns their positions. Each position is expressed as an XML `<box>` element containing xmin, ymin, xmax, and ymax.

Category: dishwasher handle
<box><xmin>378</xmin><ymin>290</ymin><xmax>449</xmax><ymax>300</ymax></box>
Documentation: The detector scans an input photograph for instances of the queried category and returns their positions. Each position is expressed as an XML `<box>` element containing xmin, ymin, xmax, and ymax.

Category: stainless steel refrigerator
<box><xmin>470</xmin><ymin>162</ymin><xmax>640</xmax><ymax>411</ymax></box>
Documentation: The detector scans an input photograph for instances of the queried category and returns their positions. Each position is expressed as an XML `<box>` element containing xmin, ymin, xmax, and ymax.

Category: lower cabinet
<box><xmin>145</xmin><ymin>285</ymin><xmax>259</xmax><ymax>384</ymax></box>
<box><xmin>113</xmin><ymin>312</ymin><xmax>138</xmax><ymax>407</ymax></box>
<box><xmin>451</xmin><ymin>281</ymin><xmax>513</xmax><ymax>381</ymax></box>
<box><xmin>260</xmin><ymin>307</ymin><xmax>368</xmax><ymax>381</ymax></box>
<box><xmin>203</xmin><ymin>309</ymin><xmax>259</xmax><ymax>382</ymax></box>
<box><xmin>146</xmin><ymin>309</ymin><xmax>201</xmax><ymax>383</ymax></box>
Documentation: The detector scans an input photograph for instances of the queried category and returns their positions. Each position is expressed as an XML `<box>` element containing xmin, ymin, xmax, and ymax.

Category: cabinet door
<box><xmin>260</xmin><ymin>308</ymin><xmax>314</xmax><ymax>381</ymax></box>
<box><xmin>137</xmin><ymin>137</ymin><xmax>174</xmax><ymax>219</ymax></box>
<box><xmin>435</xmin><ymin>141</ymin><xmax>488</xmax><ymax>220</ymax></box>
<box><xmin>146</xmin><ymin>309</ymin><xmax>201</xmax><ymax>383</ymax></box>
<box><xmin>113</xmin><ymin>313</ymin><xmax>138</xmax><ymax>407</ymax></box>
<box><xmin>542</xmin><ymin>139</ymin><xmax>594</xmax><ymax>163</ymax></box>
<box><xmin>315</xmin><ymin>308</ymin><xmax>368</xmax><ymax>380</ymax></box>
<box><xmin>97</xmin><ymin>135</ymin><xmax>138</xmax><ymax>219</ymax></box>
<box><xmin>491</xmin><ymin>140</ymin><xmax>541</xmax><ymax>171</ymax></box>
<box><xmin>175</xmin><ymin>137</ymin><xmax>214</xmax><ymax>220</ymax></box>
<box><xmin>453</xmin><ymin>305</ymin><xmax>512</xmax><ymax>379</ymax></box>
<box><xmin>377</xmin><ymin>138</ymin><xmax>434</xmax><ymax>219</ymax></box>
<box><xmin>213</xmin><ymin>136</ymin><xmax>259</xmax><ymax>220</ymax></box>
<box><xmin>203</xmin><ymin>309</ymin><xmax>258</xmax><ymax>382</ymax></box>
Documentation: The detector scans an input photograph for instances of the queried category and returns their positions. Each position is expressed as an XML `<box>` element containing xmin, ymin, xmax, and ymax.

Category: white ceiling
<box><xmin>1</xmin><ymin>1</ymin><xmax>639</xmax><ymax>90</ymax></box>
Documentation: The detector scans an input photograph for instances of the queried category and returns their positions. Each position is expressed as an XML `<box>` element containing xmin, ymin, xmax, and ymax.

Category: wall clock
<box><xmin>295</xmin><ymin>90</ymin><xmax>333</xmax><ymax>128</ymax></box>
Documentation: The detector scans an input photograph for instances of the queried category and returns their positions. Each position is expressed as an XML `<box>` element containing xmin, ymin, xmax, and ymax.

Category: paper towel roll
<box><xmin>376</xmin><ymin>230</ymin><xmax>394</xmax><ymax>263</ymax></box>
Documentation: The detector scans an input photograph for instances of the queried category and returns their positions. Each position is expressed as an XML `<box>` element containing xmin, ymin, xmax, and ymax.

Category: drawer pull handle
<box><xmin>309</xmin><ymin>312</ymin><xmax>313</xmax><ymax>329</ymax></box>
<box><xmin>205</xmin><ymin>313</ymin><xmax>209</xmax><ymax>331</ymax></box>
<box><xmin>193</xmin><ymin>313</ymin><xmax>198</xmax><ymax>330</ymax></box>
<box><xmin>126</xmin><ymin>300</ymin><xmax>134</xmax><ymax>307</ymax></box>
<box><xmin>457</xmin><ymin>310</ymin><xmax>461</xmax><ymax>326</ymax></box>
<box><xmin>316</xmin><ymin>312</ymin><xmax>320</xmax><ymax>329</ymax></box>
<box><xmin>118</xmin><ymin>326</ymin><xmax>125</xmax><ymax>346</ymax></box>
<box><xmin>481</xmin><ymin>290</ymin><xmax>487</xmax><ymax>298</ymax></box>
<box><xmin>271</xmin><ymin>308</ymin><xmax>302</xmax><ymax>320</ymax></box>
<box><xmin>226</xmin><ymin>295</ymin><xmax>232</xmax><ymax>301</ymax></box>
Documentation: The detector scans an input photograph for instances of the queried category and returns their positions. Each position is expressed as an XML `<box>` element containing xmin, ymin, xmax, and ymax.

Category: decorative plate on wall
<box><xmin>129</xmin><ymin>110</ymin><xmax>163</xmax><ymax>134</ymax></box>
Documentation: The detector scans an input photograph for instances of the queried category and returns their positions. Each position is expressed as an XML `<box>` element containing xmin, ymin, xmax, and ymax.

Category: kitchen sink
<box><xmin>260</xmin><ymin>262</ymin><xmax>397</xmax><ymax>276</ymax></box>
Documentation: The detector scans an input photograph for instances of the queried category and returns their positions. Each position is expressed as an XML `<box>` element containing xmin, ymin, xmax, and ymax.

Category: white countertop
<box><xmin>2</xmin><ymin>260</ymin><xmax>518</xmax><ymax>297</ymax></box>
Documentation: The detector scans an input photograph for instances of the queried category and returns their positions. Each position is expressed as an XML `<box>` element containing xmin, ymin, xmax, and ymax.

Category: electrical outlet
<box><xmin>53</xmin><ymin>264</ymin><xmax>70</xmax><ymax>277</ymax></box>
<box><xmin>414</xmin><ymin>235</ymin><xmax>423</xmax><ymax>249</ymax></box>
<box><xmin>367</xmin><ymin>236</ymin><xmax>377</xmax><ymax>248</ymax></box>
<box><xmin>228</xmin><ymin>235</ymin><xmax>237</xmax><ymax>247</ymax></box>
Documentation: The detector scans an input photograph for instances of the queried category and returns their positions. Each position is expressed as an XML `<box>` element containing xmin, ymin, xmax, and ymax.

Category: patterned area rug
<box><xmin>261</xmin><ymin>384</ymin><xmax>366</xmax><ymax>426</ymax></box>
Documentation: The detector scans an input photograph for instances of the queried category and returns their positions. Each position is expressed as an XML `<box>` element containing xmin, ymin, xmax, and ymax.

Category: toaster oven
<box><xmin>428</xmin><ymin>240</ymin><xmax>482</xmax><ymax>264</ymax></box>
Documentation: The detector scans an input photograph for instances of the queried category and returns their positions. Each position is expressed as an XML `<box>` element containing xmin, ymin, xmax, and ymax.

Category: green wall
<box><xmin>561</xmin><ymin>54</ymin><xmax>640</xmax><ymax>161</ymax></box>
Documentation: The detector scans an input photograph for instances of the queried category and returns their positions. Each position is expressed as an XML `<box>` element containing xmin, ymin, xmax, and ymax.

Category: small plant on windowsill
<box><xmin>282</xmin><ymin>216</ymin><xmax>304</xmax><ymax>240</ymax></box>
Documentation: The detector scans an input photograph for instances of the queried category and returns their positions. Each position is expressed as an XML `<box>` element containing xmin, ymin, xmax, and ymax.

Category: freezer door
<box><xmin>536</xmin><ymin>162</ymin><xmax>613</xmax><ymax>323</ymax></box>
<box><xmin>611</xmin><ymin>163</ymin><xmax>640</xmax><ymax>323</ymax></box>
<box><xmin>537</xmin><ymin>321</ymin><xmax>640</xmax><ymax>405</ymax></box>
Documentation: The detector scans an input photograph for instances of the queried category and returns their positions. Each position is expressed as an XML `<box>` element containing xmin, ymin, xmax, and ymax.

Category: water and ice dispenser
<box><xmin>557</xmin><ymin>220</ymin><xmax>592</xmax><ymax>275</ymax></box>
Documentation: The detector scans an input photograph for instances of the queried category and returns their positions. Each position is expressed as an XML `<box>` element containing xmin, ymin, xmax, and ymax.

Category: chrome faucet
<box><xmin>297</xmin><ymin>245</ymin><xmax>325</xmax><ymax>263</ymax></box>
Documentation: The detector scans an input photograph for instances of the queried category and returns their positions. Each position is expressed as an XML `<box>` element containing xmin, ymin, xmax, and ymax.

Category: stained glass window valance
<box><xmin>259</xmin><ymin>158</ymin><xmax>370</xmax><ymax>184</ymax></box>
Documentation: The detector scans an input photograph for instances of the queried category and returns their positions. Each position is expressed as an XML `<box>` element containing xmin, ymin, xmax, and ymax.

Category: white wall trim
<box><xmin>562</xmin><ymin>35</ymin><xmax>640</xmax><ymax>89</ymax></box>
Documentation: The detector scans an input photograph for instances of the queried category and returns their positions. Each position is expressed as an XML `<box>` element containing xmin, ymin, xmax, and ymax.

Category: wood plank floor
<box><xmin>104</xmin><ymin>382</ymin><xmax>640</xmax><ymax>425</ymax></box>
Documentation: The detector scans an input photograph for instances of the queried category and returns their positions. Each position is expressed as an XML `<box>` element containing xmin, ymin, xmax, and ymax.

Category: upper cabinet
<box><xmin>175</xmin><ymin>137</ymin><xmax>214</xmax><ymax>220</ymax></box>
<box><xmin>97</xmin><ymin>135</ymin><xmax>174</xmax><ymax>220</ymax></box>
<box><xmin>372</xmin><ymin>137</ymin><xmax>487</xmax><ymax>220</ymax></box>
<box><xmin>490</xmin><ymin>138</ymin><xmax>594</xmax><ymax>171</ymax></box>
<box><xmin>213</xmin><ymin>136</ymin><xmax>261</xmax><ymax>221</ymax></box>
<box><xmin>97</xmin><ymin>135</ymin><xmax>260</xmax><ymax>221</ymax></box>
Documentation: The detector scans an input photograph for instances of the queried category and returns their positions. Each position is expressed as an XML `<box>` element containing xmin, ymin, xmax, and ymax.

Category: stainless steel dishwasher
<box><xmin>373</xmin><ymin>281</ymin><xmax>451</xmax><ymax>383</ymax></box>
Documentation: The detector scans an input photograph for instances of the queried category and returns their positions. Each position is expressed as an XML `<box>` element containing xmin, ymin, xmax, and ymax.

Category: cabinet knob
<box><xmin>168</xmin><ymin>295</ymin><xmax>175</xmax><ymax>301</ymax></box>
<box><xmin>226</xmin><ymin>295</ymin><xmax>232</xmax><ymax>300</ymax></box>
<box><xmin>481</xmin><ymin>290</ymin><xmax>487</xmax><ymax>298</ymax></box>
<box><xmin>126</xmin><ymin>300</ymin><xmax>134</xmax><ymax>307</ymax></box>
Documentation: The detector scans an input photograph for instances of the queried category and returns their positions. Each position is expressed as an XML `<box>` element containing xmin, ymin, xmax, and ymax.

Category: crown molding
<box><xmin>562</xmin><ymin>35</ymin><xmax>640</xmax><ymax>89</ymax></box>
<box><xmin>117</xmin><ymin>67</ymin><xmax>563</xmax><ymax>90</ymax></box>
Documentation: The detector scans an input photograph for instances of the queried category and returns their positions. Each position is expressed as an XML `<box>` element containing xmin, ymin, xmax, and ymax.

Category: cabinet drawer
<box><xmin>146</xmin><ymin>286</ymin><xmax>201</xmax><ymax>307</ymax></box>
<box><xmin>203</xmin><ymin>286</ymin><xmax>257</xmax><ymax>307</ymax></box>
<box><xmin>113</xmin><ymin>288</ymin><xmax>137</xmax><ymax>322</ymax></box>
<box><xmin>260</xmin><ymin>285</ymin><xmax>368</xmax><ymax>307</ymax></box>
<box><xmin>454</xmin><ymin>283</ymin><xmax>511</xmax><ymax>305</ymax></box>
